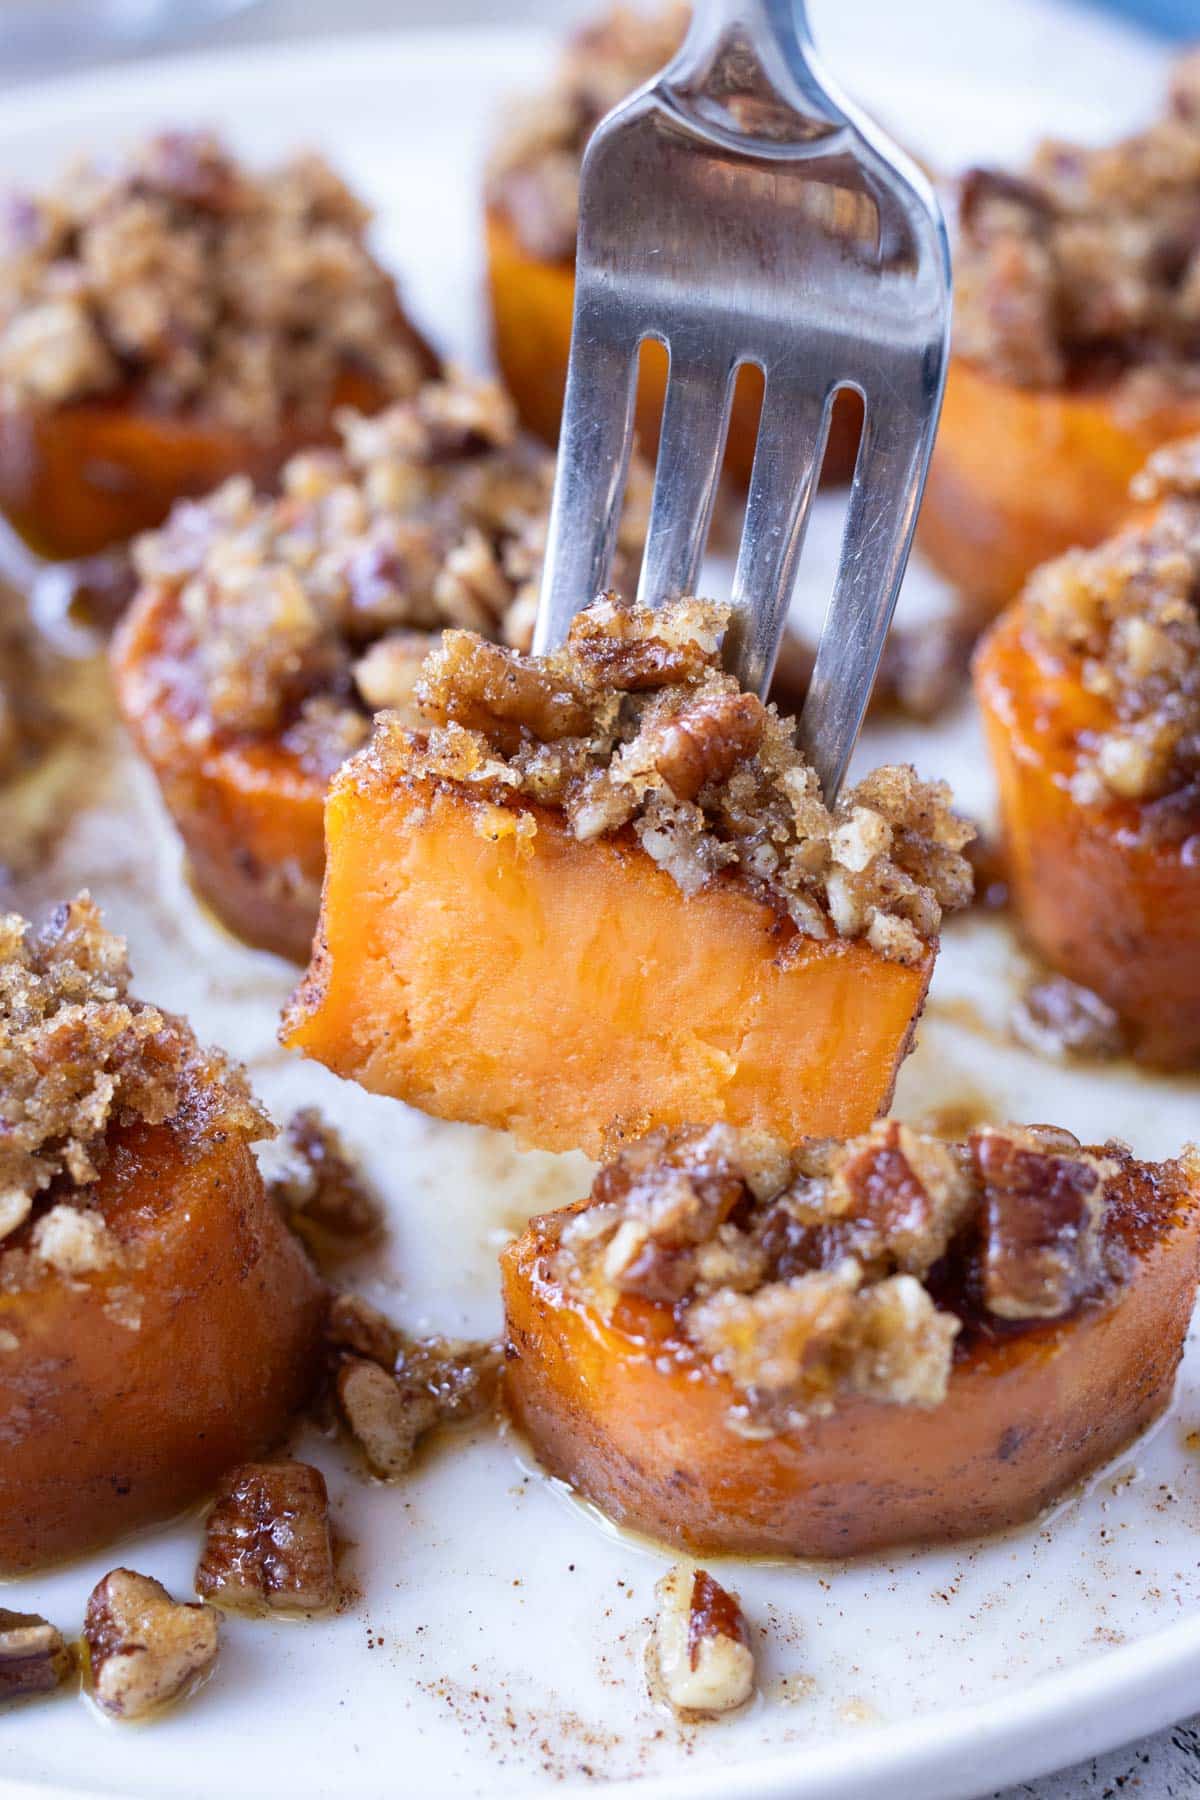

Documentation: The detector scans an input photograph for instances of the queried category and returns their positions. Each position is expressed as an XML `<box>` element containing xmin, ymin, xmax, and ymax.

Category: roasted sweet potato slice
<box><xmin>975</xmin><ymin>603</ymin><xmax>1200</xmax><ymax>1067</ymax></box>
<box><xmin>0</xmin><ymin>1101</ymin><xmax>325</xmax><ymax>1573</ymax></box>
<box><xmin>918</xmin><ymin>357</ymin><xmax>1200</xmax><ymax>617</ymax></box>
<box><xmin>112</xmin><ymin>581</ymin><xmax>327</xmax><ymax>961</ymax></box>
<box><xmin>485</xmin><ymin>209</ymin><xmax>862</xmax><ymax>485</ymax></box>
<box><xmin>503</xmin><ymin>1127</ymin><xmax>1200</xmax><ymax>1556</ymax></box>
<box><xmin>0</xmin><ymin>368</ymin><xmax>403</xmax><ymax>564</ymax></box>
<box><xmin>283</xmin><ymin>772</ymin><xmax>932</xmax><ymax>1155</ymax></box>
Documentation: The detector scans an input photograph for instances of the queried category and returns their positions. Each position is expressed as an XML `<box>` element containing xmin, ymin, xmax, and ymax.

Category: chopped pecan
<box><xmin>645</xmin><ymin>691</ymin><xmax>765</xmax><ymax>803</ymax></box>
<box><xmin>565</xmin><ymin>594</ymin><xmax>724</xmax><ymax>691</ymax></box>
<box><xmin>417</xmin><ymin>630</ymin><xmax>593</xmax><ymax>754</ymax></box>
<box><xmin>581</xmin><ymin>1125</ymin><xmax>750</xmax><ymax>1303</ymax></box>
<box><xmin>653</xmin><ymin>1564</ymin><xmax>754</xmax><ymax>1717</ymax></box>
<box><xmin>335</xmin><ymin>1323</ymin><xmax>503</xmax><ymax>1479</ymax></box>
<box><xmin>195</xmin><ymin>1462</ymin><xmax>335</xmax><ymax>1615</ymax></box>
<box><xmin>268</xmin><ymin>1108</ymin><xmax>382</xmax><ymax>1259</ymax></box>
<box><xmin>337</xmin><ymin>1355</ymin><xmax>435</xmax><ymax>1479</ymax></box>
<box><xmin>352</xmin><ymin>631</ymin><xmax>433</xmax><ymax>721</ymax></box>
<box><xmin>0</xmin><ymin>1609</ymin><xmax>71</xmax><ymax>1704</ymax></box>
<box><xmin>832</xmin><ymin>1121</ymin><xmax>972</xmax><ymax>1279</ymax></box>
<box><xmin>1011</xmin><ymin>976</ymin><xmax>1125</xmax><ymax>1062</ymax></box>
<box><xmin>326</xmin><ymin>1291</ymin><xmax>402</xmax><ymax>1366</ymax></box>
<box><xmin>972</xmin><ymin>1127</ymin><xmax>1107</xmax><ymax>1319</ymax></box>
<box><xmin>84</xmin><ymin>1570</ymin><xmax>218</xmax><ymax>1721</ymax></box>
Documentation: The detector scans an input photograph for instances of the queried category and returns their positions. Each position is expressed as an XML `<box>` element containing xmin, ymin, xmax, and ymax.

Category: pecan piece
<box><xmin>832</xmin><ymin>1121</ymin><xmax>972</xmax><ymax>1278</ymax></box>
<box><xmin>335</xmin><ymin>1325</ymin><xmax>503</xmax><ymax>1479</ymax></box>
<box><xmin>566</xmin><ymin>595</ymin><xmax>721</xmax><ymax>691</ymax></box>
<box><xmin>653</xmin><ymin>1564</ymin><xmax>754</xmax><ymax>1717</ymax></box>
<box><xmin>0</xmin><ymin>1609</ymin><xmax>71</xmax><ymax>1704</ymax></box>
<box><xmin>1010</xmin><ymin>975</ymin><xmax>1124</xmax><ymax>1062</ymax></box>
<box><xmin>337</xmin><ymin>1355</ymin><xmax>434</xmax><ymax>1479</ymax></box>
<box><xmin>646</xmin><ymin>691</ymin><xmax>765</xmax><ymax>803</ymax></box>
<box><xmin>268</xmin><ymin>1108</ymin><xmax>382</xmax><ymax>1259</ymax></box>
<box><xmin>84</xmin><ymin>1570</ymin><xmax>218</xmax><ymax>1721</ymax></box>
<box><xmin>196</xmin><ymin>1462</ymin><xmax>335</xmax><ymax>1615</ymax></box>
<box><xmin>972</xmin><ymin>1127</ymin><xmax>1106</xmax><ymax>1320</ymax></box>
<box><xmin>417</xmin><ymin>630</ymin><xmax>592</xmax><ymax>753</ymax></box>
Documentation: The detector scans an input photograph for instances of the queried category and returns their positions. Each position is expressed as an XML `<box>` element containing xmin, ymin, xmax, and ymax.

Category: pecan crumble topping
<box><xmin>84</xmin><ymin>1569</ymin><xmax>218</xmax><ymax>1721</ymax></box>
<box><xmin>329</xmin><ymin>1293</ymin><xmax>502</xmax><ymax>1479</ymax></box>
<box><xmin>652</xmin><ymin>1563</ymin><xmax>754</xmax><ymax>1718</ymax></box>
<box><xmin>955</xmin><ymin>52</ymin><xmax>1200</xmax><ymax>391</ymax></box>
<box><xmin>196</xmin><ymin>1461</ymin><xmax>335</xmax><ymax>1615</ymax></box>
<box><xmin>1021</xmin><ymin>438</ymin><xmax>1200</xmax><ymax>810</ymax></box>
<box><xmin>0</xmin><ymin>894</ymin><xmax>267</xmax><ymax>1283</ymax></box>
<box><xmin>0</xmin><ymin>131</ymin><xmax>425</xmax><ymax>429</ymax></box>
<box><xmin>487</xmin><ymin>5</ymin><xmax>690</xmax><ymax>262</ymax></box>
<box><xmin>549</xmin><ymin>1120</ymin><xmax>1136</xmax><ymax>1431</ymax></box>
<box><xmin>0</xmin><ymin>1609</ymin><xmax>71</xmax><ymax>1705</ymax></box>
<box><xmin>130</xmin><ymin>372</ymin><xmax>648</xmax><ymax>778</ymax></box>
<box><xmin>373</xmin><ymin>594</ymin><xmax>973</xmax><ymax>963</ymax></box>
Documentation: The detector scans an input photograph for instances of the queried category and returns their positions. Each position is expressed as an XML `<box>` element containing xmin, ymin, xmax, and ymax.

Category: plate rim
<box><xmin>0</xmin><ymin>18</ymin><xmax>1192</xmax><ymax>1800</ymax></box>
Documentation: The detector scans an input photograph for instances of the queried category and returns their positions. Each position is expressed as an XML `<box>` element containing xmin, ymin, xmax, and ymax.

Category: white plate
<box><xmin>3</xmin><ymin>10</ymin><xmax>1200</xmax><ymax>1800</ymax></box>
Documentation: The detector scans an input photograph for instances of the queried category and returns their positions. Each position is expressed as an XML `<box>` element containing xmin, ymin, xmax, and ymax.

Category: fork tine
<box><xmin>796</xmin><ymin>392</ymin><xmax>935</xmax><ymax>800</ymax></box>
<box><xmin>724</xmin><ymin>379</ymin><xmax>833</xmax><ymax>698</ymax></box>
<box><xmin>533</xmin><ymin>319</ymin><xmax>640</xmax><ymax>654</ymax></box>
<box><xmin>636</xmin><ymin>351</ymin><xmax>735</xmax><ymax>607</ymax></box>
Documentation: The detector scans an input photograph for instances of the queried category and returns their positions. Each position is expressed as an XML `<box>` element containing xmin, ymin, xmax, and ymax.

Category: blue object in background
<box><xmin>1091</xmin><ymin>0</ymin><xmax>1199</xmax><ymax>38</ymax></box>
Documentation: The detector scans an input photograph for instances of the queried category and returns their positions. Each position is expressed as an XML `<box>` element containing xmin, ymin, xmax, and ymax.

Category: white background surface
<box><xmin>3</xmin><ymin>5</ymin><xmax>1200</xmax><ymax>1798</ymax></box>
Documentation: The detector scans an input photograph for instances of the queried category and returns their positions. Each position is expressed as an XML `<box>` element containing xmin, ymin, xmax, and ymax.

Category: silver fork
<box><xmin>533</xmin><ymin>0</ymin><xmax>951</xmax><ymax>801</ymax></box>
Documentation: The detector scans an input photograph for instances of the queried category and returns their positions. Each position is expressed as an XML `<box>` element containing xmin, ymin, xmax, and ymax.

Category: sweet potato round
<box><xmin>485</xmin><ymin>208</ymin><xmax>862</xmax><ymax>486</ymax></box>
<box><xmin>917</xmin><ymin>355</ymin><xmax>1200</xmax><ymax>615</ymax></box>
<box><xmin>975</xmin><ymin>604</ymin><xmax>1200</xmax><ymax>1067</ymax></box>
<box><xmin>0</xmin><ymin>363</ymin><xmax>421</xmax><ymax>563</ymax></box>
<box><xmin>112</xmin><ymin>580</ymin><xmax>325</xmax><ymax>962</ymax></box>
<box><xmin>283</xmin><ymin>767</ymin><xmax>933</xmax><ymax>1155</ymax></box>
<box><xmin>0</xmin><ymin>1100</ymin><xmax>326</xmax><ymax>1573</ymax></box>
<box><xmin>503</xmin><ymin>1156</ymin><xmax>1200</xmax><ymax>1557</ymax></box>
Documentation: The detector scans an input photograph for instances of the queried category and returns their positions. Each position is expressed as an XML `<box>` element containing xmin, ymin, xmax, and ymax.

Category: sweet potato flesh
<box><xmin>485</xmin><ymin>209</ymin><xmax>862</xmax><ymax>487</ymax></box>
<box><xmin>112</xmin><ymin>582</ymin><xmax>325</xmax><ymax>962</ymax></box>
<box><xmin>976</xmin><ymin>606</ymin><xmax>1200</xmax><ymax>1067</ymax></box>
<box><xmin>283</xmin><ymin>771</ymin><xmax>931</xmax><ymax>1156</ymax></box>
<box><xmin>0</xmin><ymin>1111</ymin><xmax>325</xmax><ymax>1573</ymax></box>
<box><xmin>918</xmin><ymin>355</ymin><xmax>1200</xmax><ymax>615</ymax></box>
<box><xmin>503</xmin><ymin>1157</ymin><xmax>1200</xmax><ymax>1557</ymax></box>
<box><xmin>0</xmin><ymin>367</ymin><xmax>394</xmax><ymax>562</ymax></box>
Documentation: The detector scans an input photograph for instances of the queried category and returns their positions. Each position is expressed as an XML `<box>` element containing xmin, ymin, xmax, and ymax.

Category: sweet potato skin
<box><xmin>485</xmin><ymin>208</ymin><xmax>862</xmax><ymax>486</ymax></box>
<box><xmin>0</xmin><ymin>1112</ymin><xmax>326</xmax><ymax>1573</ymax></box>
<box><xmin>112</xmin><ymin>581</ymin><xmax>325</xmax><ymax>962</ymax></box>
<box><xmin>283</xmin><ymin>765</ymin><xmax>932</xmax><ymax>1156</ymax></box>
<box><xmin>918</xmin><ymin>355</ymin><xmax>1200</xmax><ymax>614</ymax></box>
<box><xmin>0</xmin><ymin>366</ymin><xmax>408</xmax><ymax>563</ymax></box>
<box><xmin>503</xmin><ymin>1159</ymin><xmax>1200</xmax><ymax>1557</ymax></box>
<box><xmin>975</xmin><ymin>605</ymin><xmax>1200</xmax><ymax>1067</ymax></box>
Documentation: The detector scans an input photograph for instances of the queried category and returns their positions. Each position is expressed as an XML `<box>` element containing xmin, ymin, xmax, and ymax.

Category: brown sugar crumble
<box><xmin>131</xmin><ymin>371</ymin><xmax>648</xmax><ymax>779</ymax></box>
<box><xmin>955</xmin><ymin>51</ymin><xmax>1200</xmax><ymax>391</ymax></box>
<box><xmin>0</xmin><ymin>893</ymin><xmax>266</xmax><ymax>1280</ymax></box>
<box><xmin>328</xmin><ymin>1292</ymin><xmax>502</xmax><ymax>1479</ymax></box>
<box><xmin>487</xmin><ymin>4</ymin><xmax>689</xmax><ymax>262</ymax></box>
<box><xmin>549</xmin><ymin>1120</ymin><xmax>1144</xmax><ymax>1432</ymax></box>
<box><xmin>1022</xmin><ymin>436</ymin><xmax>1200</xmax><ymax>812</ymax></box>
<box><xmin>373</xmin><ymin>594</ymin><xmax>973</xmax><ymax>964</ymax></box>
<box><xmin>0</xmin><ymin>130</ymin><xmax>426</xmax><ymax>429</ymax></box>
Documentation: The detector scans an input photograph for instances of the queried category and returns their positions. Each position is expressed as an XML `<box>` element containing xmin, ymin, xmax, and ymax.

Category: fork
<box><xmin>533</xmin><ymin>0</ymin><xmax>951</xmax><ymax>801</ymax></box>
